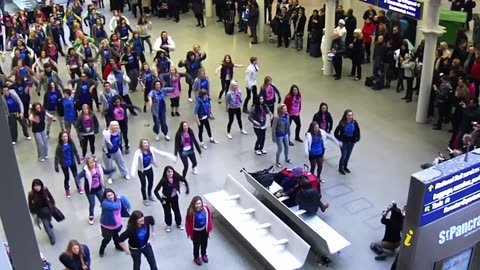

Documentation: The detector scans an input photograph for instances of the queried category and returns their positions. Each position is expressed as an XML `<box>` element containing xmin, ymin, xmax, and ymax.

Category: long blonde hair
<box><xmin>108</xmin><ymin>120</ymin><xmax>119</xmax><ymax>133</ymax></box>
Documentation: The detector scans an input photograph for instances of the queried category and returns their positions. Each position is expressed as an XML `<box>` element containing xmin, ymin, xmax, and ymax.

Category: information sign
<box><xmin>420</xmin><ymin>164</ymin><xmax>480</xmax><ymax>227</ymax></box>
<box><xmin>377</xmin><ymin>0</ymin><xmax>423</xmax><ymax>20</ymax></box>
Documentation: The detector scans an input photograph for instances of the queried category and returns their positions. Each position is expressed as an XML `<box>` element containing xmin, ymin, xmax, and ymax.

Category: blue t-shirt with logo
<box><xmin>47</xmin><ymin>92</ymin><xmax>59</xmax><ymax>111</ymax></box>
<box><xmin>63</xmin><ymin>98</ymin><xmax>76</xmax><ymax>121</ymax></box>
<box><xmin>142</xmin><ymin>152</ymin><xmax>152</xmax><ymax>168</ymax></box>
<box><xmin>344</xmin><ymin>121</ymin><xmax>355</xmax><ymax>137</ymax></box>
<box><xmin>120</xmin><ymin>25</ymin><xmax>128</xmax><ymax>38</ymax></box>
<box><xmin>145</xmin><ymin>72</ymin><xmax>153</xmax><ymax>88</ymax></box>
<box><xmin>109</xmin><ymin>134</ymin><xmax>120</xmax><ymax>154</ymax></box>
<box><xmin>133</xmin><ymin>38</ymin><xmax>143</xmax><ymax>53</ymax></box>
<box><xmin>311</xmin><ymin>133</ymin><xmax>325</xmax><ymax>155</ymax></box>
<box><xmin>95</xmin><ymin>27</ymin><xmax>104</xmax><ymax>38</ymax></box>
<box><xmin>200</xmin><ymin>79</ymin><xmax>209</xmax><ymax>92</ymax></box>
<box><xmin>194</xmin><ymin>209</ymin><xmax>207</xmax><ymax>229</ymax></box>
<box><xmin>18</xmin><ymin>67</ymin><xmax>28</xmax><ymax>78</ymax></box>
<box><xmin>115</xmin><ymin>72</ymin><xmax>124</xmax><ymax>94</ymax></box>
<box><xmin>5</xmin><ymin>95</ymin><xmax>20</xmax><ymax>113</ymax></box>
<box><xmin>104</xmin><ymin>48</ymin><xmax>110</xmax><ymax>62</ymax></box>
<box><xmin>63</xmin><ymin>143</ymin><xmax>73</xmax><ymax>166</ymax></box>
<box><xmin>79</xmin><ymin>82</ymin><xmax>92</xmax><ymax>105</ymax></box>
<box><xmin>84</xmin><ymin>46</ymin><xmax>92</xmax><ymax>58</ymax></box>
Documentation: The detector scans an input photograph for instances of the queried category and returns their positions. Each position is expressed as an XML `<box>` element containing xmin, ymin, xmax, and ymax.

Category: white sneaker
<box><xmin>276</xmin><ymin>162</ymin><xmax>282</xmax><ymax>168</ymax></box>
<box><xmin>177</xmin><ymin>224</ymin><xmax>184</xmax><ymax>230</ymax></box>
<box><xmin>11</xmin><ymin>142</ymin><xmax>16</xmax><ymax>145</ymax></box>
<box><xmin>241</xmin><ymin>129</ymin><xmax>248</xmax><ymax>135</ymax></box>
<box><xmin>165</xmin><ymin>135</ymin><xmax>171</xmax><ymax>141</ymax></box>
<box><xmin>44</xmin><ymin>156</ymin><xmax>49</xmax><ymax>160</ymax></box>
<box><xmin>40</xmin><ymin>158</ymin><xmax>45</xmax><ymax>162</ymax></box>
<box><xmin>192</xmin><ymin>168</ymin><xmax>198</xmax><ymax>175</ymax></box>
<box><xmin>261</xmin><ymin>150</ymin><xmax>267</xmax><ymax>154</ymax></box>
<box><xmin>201</xmin><ymin>143</ymin><xmax>207</xmax><ymax>149</ymax></box>
<box><xmin>143</xmin><ymin>200</ymin><xmax>150</xmax><ymax>206</ymax></box>
<box><xmin>166</xmin><ymin>226</ymin><xmax>172</xmax><ymax>232</ymax></box>
<box><xmin>26</xmin><ymin>136</ymin><xmax>32</xmax><ymax>140</ymax></box>
<box><xmin>155</xmin><ymin>135</ymin><xmax>160</xmax><ymax>141</ymax></box>
<box><xmin>107</xmin><ymin>178</ymin><xmax>113</xmax><ymax>184</ymax></box>
<box><xmin>255</xmin><ymin>150</ymin><xmax>262</xmax><ymax>155</ymax></box>
<box><xmin>226</xmin><ymin>133</ymin><xmax>232</xmax><ymax>139</ymax></box>
<box><xmin>210</xmin><ymin>138</ymin><xmax>218</xmax><ymax>144</ymax></box>
<box><xmin>125</xmin><ymin>175</ymin><xmax>131</xmax><ymax>180</ymax></box>
<box><xmin>188</xmin><ymin>98</ymin><xmax>193</xmax><ymax>102</ymax></box>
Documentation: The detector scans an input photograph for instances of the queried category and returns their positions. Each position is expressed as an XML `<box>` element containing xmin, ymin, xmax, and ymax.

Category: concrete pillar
<box><xmin>323</xmin><ymin>0</ymin><xmax>336</xmax><ymax>76</ymax></box>
<box><xmin>415</xmin><ymin>0</ymin><xmax>445</xmax><ymax>123</ymax></box>
<box><xmin>258</xmin><ymin>0</ymin><xmax>265</xmax><ymax>42</ymax></box>
<box><xmin>0</xmin><ymin>106</ymin><xmax>43</xmax><ymax>269</ymax></box>
<box><xmin>343</xmin><ymin>0</ymin><xmax>352</xmax><ymax>12</ymax></box>
<box><xmin>206</xmin><ymin>0</ymin><xmax>213</xmax><ymax>18</ymax></box>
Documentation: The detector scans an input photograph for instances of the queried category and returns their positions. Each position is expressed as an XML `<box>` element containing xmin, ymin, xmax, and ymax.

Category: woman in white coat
<box><xmin>153</xmin><ymin>31</ymin><xmax>175</xmax><ymax>57</ymax></box>
<box><xmin>102</xmin><ymin>121</ymin><xmax>130</xmax><ymax>184</ymax></box>
<box><xmin>131</xmin><ymin>139</ymin><xmax>176</xmax><ymax>206</ymax></box>
<box><xmin>304</xmin><ymin>121</ymin><xmax>342</xmax><ymax>183</ymax></box>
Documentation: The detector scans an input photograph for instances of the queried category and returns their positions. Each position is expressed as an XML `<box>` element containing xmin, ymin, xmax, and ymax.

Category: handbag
<box><xmin>51</xmin><ymin>206</ymin><xmax>65</xmax><ymax>222</ymax></box>
<box><xmin>120</xmin><ymin>197</ymin><xmax>130</xmax><ymax>218</ymax></box>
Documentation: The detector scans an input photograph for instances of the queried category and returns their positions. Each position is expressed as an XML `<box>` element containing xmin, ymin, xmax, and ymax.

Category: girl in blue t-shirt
<box><xmin>334</xmin><ymin>109</ymin><xmax>361</xmax><ymax>175</ymax></box>
<box><xmin>304</xmin><ymin>121</ymin><xmax>342</xmax><ymax>182</ymax></box>
<box><xmin>54</xmin><ymin>131</ymin><xmax>82</xmax><ymax>197</ymax></box>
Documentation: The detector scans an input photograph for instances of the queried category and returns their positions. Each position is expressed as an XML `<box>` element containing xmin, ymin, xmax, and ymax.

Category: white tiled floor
<box><xmin>2</xmin><ymin>0</ymin><xmax>456</xmax><ymax>269</ymax></box>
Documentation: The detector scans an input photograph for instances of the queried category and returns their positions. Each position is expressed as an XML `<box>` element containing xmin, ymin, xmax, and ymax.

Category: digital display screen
<box><xmin>358</xmin><ymin>0</ymin><xmax>377</xmax><ymax>5</ymax></box>
<box><xmin>377</xmin><ymin>0</ymin><xmax>423</xmax><ymax>20</ymax></box>
<box><xmin>420</xmin><ymin>165</ymin><xmax>480</xmax><ymax>227</ymax></box>
<box><xmin>435</xmin><ymin>249</ymin><xmax>472</xmax><ymax>270</ymax></box>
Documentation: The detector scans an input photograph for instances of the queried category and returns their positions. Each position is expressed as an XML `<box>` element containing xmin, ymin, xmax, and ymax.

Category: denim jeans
<box><xmin>87</xmin><ymin>188</ymin><xmax>104</xmax><ymax>216</ymax></box>
<box><xmin>339</xmin><ymin>141</ymin><xmax>355</xmax><ymax>169</ymax></box>
<box><xmin>130</xmin><ymin>243</ymin><xmax>158</xmax><ymax>270</ymax></box>
<box><xmin>152</xmin><ymin>113</ymin><xmax>168</xmax><ymax>136</ymax></box>
<box><xmin>275</xmin><ymin>135</ymin><xmax>289</xmax><ymax>164</ymax></box>
<box><xmin>34</xmin><ymin>130</ymin><xmax>49</xmax><ymax>159</ymax></box>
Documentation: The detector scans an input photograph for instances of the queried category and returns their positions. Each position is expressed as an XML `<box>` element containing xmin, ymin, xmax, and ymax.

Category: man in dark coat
<box><xmin>344</xmin><ymin>9</ymin><xmax>357</xmax><ymax>48</ymax></box>
<box><xmin>247</xmin><ymin>0</ymin><xmax>260</xmax><ymax>44</ymax></box>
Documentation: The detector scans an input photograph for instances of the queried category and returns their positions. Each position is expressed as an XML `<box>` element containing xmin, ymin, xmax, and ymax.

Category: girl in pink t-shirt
<box><xmin>284</xmin><ymin>84</ymin><xmax>303</xmax><ymax>144</ymax></box>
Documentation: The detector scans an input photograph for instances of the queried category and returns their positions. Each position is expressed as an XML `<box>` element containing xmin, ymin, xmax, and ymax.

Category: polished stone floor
<box><xmin>0</xmin><ymin>0</ymin><xmax>457</xmax><ymax>269</ymax></box>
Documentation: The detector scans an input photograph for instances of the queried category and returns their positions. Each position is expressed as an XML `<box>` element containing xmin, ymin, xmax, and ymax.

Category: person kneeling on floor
<box><xmin>370</xmin><ymin>202</ymin><xmax>404</xmax><ymax>260</ymax></box>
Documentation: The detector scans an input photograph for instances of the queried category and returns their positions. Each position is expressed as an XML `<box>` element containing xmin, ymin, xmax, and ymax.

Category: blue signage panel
<box><xmin>358</xmin><ymin>0</ymin><xmax>378</xmax><ymax>5</ymax></box>
<box><xmin>377</xmin><ymin>0</ymin><xmax>423</xmax><ymax>20</ymax></box>
<box><xmin>420</xmin><ymin>165</ymin><xmax>480</xmax><ymax>227</ymax></box>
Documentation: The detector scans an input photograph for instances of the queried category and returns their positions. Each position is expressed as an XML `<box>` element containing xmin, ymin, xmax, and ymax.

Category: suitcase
<box><xmin>224</xmin><ymin>10</ymin><xmax>235</xmax><ymax>35</ymax></box>
<box><xmin>278</xmin><ymin>165</ymin><xmax>319</xmax><ymax>191</ymax></box>
<box><xmin>309</xmin><ymin>43</ymin><xmax>321</xmax><ymax>58</ymax></box>
<box><xmin>365</xmin><ymin>76</ymin><xmax>374</xmax><ymax>87</ymax></box>
<box><xmin>371</xmin><ymin>75</ymin><xmax>384</xmax><ymax>90</ymax></box>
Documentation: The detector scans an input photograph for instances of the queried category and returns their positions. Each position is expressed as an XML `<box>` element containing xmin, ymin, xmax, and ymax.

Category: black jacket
<box><xmin>294</xmin><ymin>15</ymin><xmax>306</xmax><ymax>35</ymax></box>
<box><xmin>247</xmin><ymin>2</ymin><xmax>259</xmax><ymax>26</ymax></box>
<box><xmin>154</xmin><ymin>174</ymin><xmax>189</xmax><ymax>200</ymax></box>
<box><xmin>297</xmin><ymin>187</ymin><xmax>320</xmax><ymax>216</ymax></box>
<box><xmin>28</xmin><ymin>188</ymin><xmax>55</xmax><ymax>218</ymax></box>
<box><xmin>104</xmin><ymin>104</ymin><xmax>139</xmax><ymax>124</ymax></box>
<box><xmin>54</xmin><ymin>142</ymin><xmax>81</xmax><ymax>170</ymax></box>
<box><xmin>312</xmin><ymin>111</ymin><xmax>333</xmax><ymax>133</ymax></box>
<box><xmin>334</xmin><ymin>120</ymin><xmax>361</xmax><ymax>142</ymax></box>
<box><xmin>76</xmin><ymin>113</ymin><xmax>100</xmax><ymax>135</ymax></box>
<box><xmin>174</xmin><ymin>129</ymin><xmax>202</xmax><ymax>156</ymax></box>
